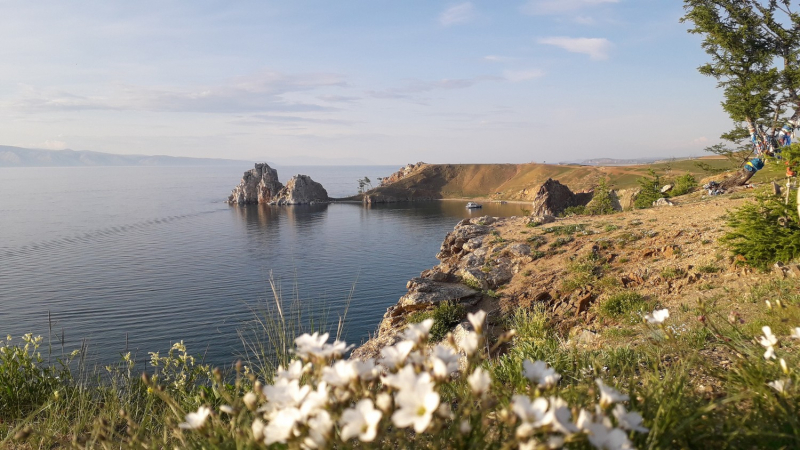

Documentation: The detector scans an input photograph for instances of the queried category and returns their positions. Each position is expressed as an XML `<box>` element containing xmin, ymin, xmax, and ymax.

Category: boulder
<box><xmin>530</xmin><ymin>179</ymin><xmax>591</xmax><ymax>217</ymax></box>
<box><xmin>615</xmin><ymin>189</ymin><xmax>640</xmax><ymax>211</ymax></box>
<box><xmin>226</xmin><ymin>163</ymin><xmax>284</xmax><ymax>204</ymax></box>
<box><xmin>398</xmin><ymin>277</ymin><xmax>480</xmax><ymax>307</ymax></box>
<box><xmin>653</xmin><ymin>198</ymin><xmax>675</xmax><ymax>207</ymax></box>
<box><xmin>508</xmin><ymin>243</ymin><xmax>531</xmax><ymax>257</ymax></box>
<box><xmin>527</xmin><ymin>215</ymin><xmax>556</xmax><ymax>225</ymax></box>
<box><xmin>436</xmin><ymin>223</ymin><xmax>491</xmax><ymax>260</ymax></box>
<box><xmin>271</xmin><ymin>175</ymin><xmax>330</xmax><ymax>205</ymax></box>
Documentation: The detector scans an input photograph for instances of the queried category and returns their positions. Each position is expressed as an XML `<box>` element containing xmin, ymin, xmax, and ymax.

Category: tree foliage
<box><xmin>669</xmin><ymin>173</ymin><xmax>698</xmax><ymax>197</ymax></box>
<box><xmin>585</xmin><ymin>178</ymin><xmax>616</xmax><ymax>215</ymax></box>
<box><xmin>634</xmin><ymin>169</ymin><xmax>665</xmax><ymax>209</ymax></box>
<box><xmin>682</xmin><ymin>0</ymin><xmax>800</xmax><ymax>163</ymax></box>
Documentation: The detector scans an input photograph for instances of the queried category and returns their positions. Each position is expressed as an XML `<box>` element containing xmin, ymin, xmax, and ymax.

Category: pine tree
<box><xmin>634</xmin><ymin>169</ymin><xmax>664</xmax><ymax>209</ymax></box>
<box><xmin>585</xmin><ymin>178</ymin><xmax>616</xmax><ymax>215</ymax></box>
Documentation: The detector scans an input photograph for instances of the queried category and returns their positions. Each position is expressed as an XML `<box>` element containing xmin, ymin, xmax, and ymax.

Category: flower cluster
<box><xmin>175</xmin><ymin>310</ymin><xmax>648</xmax><ymax>449</ymax></box>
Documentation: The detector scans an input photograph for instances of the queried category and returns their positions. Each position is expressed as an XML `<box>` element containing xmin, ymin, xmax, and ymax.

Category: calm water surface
<box><xmin>0</xmin><ymin>166</ymin><xmax>528</xmax><ymax>366</ymax></box>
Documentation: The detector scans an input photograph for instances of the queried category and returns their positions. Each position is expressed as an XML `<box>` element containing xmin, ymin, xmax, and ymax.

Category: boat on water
<box><xmin>466</xmin><ymin>202</ymin><xmax>482</xmax><ymax>209</ymax></box>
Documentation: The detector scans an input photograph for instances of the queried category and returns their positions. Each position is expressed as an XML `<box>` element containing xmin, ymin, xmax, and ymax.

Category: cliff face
<box><xmin>227</xmin><ymin>163</ymin><xmax>284</xmax><ymax>205</ymax></box>
<box><xmin>272</xmin><ymin>175</ymin><xmax>329</xmax><ymax>205</ymax></box>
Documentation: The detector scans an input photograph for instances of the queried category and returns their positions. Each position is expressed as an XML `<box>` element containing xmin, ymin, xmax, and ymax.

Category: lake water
<box><xmin>0</xmin><ymin>165</ymin><xmax>528</xmax><ymax>367</ymax></box>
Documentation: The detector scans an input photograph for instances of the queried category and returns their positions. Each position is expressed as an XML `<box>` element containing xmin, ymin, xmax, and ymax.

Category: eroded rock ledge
<box><xmin>352</xmin><ymin>216</ymin><xmax>515</xmax><ymax>360</ymax></box>
<box><xmin>226</xmin><ymin>163</ymin><xmax>329</xmax><ymax>205</ymax></box>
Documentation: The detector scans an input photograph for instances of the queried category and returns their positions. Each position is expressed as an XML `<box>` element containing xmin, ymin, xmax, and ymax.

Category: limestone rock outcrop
<box><xmin>378</xmin><ymin>162</ymin><xmax>426</xmax><ymax>187</ymax></box>
<box><xmin>530</xmin><ymin>178</ymin><xmax>592</xmax><ymax>216</ymax></box>
<box><xmin>226</xmin><ymin>163</ymin><xmax>284</xmax><ymax>205</ymax></box>
<box><xmin>272</xmin><ymin>175</ymin><xmax>329</xmax><ymax>205</ymax></box>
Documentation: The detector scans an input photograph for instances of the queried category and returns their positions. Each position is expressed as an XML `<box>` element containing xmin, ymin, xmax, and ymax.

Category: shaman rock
<box><xmin>226</xmin><ymin>163</ymin><xmax>284</xmax><ymax>205</ymax></box>
<box><xmin>271</xmin><ymin>175</ymin><xmax>330</xmax><ymax>205</ymax></box>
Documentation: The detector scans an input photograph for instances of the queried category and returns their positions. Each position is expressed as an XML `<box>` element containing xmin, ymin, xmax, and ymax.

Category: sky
<box><xmin>0</xmin><ymin>0</ymin><xmax>732</xmax><ymax>165</ymax></box>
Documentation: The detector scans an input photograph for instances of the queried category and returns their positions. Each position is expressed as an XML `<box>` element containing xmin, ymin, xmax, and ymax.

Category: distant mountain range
<box><xmin>0</xmin><ymin>145</ymin><xmax>247</xmax><ymax>167</ymax></box>
<box><xmin>572</xmin><ymin>157</ymin><xmax>696</xmax><ymax>166</ymax></box>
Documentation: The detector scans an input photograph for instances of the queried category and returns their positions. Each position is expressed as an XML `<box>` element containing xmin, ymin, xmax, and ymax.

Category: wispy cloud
<box><xmin>367</xmin><ymin>75</ymin><xmax>501</xmax><ymax>99</ymax></box>
<box><xmin>439</xmin><ymin>2</ymin><xmax>475</xmax><ymax>26</ymax></box>
<box><xmin>229</xmin><ymin>114</ymin><xmax>355</xmax><ymax>126</ymax></box>
<box><xmin>7</xmin><ymin>71</ymin><xmax>346</xmax><ymax>114</ymax></box>
<box><xmin>483</xmin><ymin>55</ymin><xmax>516</xmax><ymax>63</ymax></box>
<box><xmin>503</xmin><ymin>69</ymin><xmax>545</xmax><ymax>82</ymax></box>
<box><xmin>539</xmin><ymin>37</ymin><xmax>612</xmax><ymax>60</ymax></box>
<box><xmin>521</xmin><ymin>0</ymin><xmax>618</xmax><ymax>15</ymax></box>
<box><xmin>317</xmin><ymin>95</ymin><xmax>360</xmax><ymax>103</ymax></box>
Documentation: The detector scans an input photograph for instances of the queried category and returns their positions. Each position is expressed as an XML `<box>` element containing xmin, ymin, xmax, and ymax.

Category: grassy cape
<box><xmin>2</xmin><ymin>160</ymin><xmax>800</xmax><ymax>449</ymax></box>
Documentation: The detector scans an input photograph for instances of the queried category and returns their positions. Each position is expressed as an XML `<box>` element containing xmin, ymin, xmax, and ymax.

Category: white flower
<box><xmin>768</xmin><ymin>378</ymin><xmax>791</xmax><ymax>393</ymax></box>
<box><xmin>381</xmin><ymin>365</ymin><xmax>419</xmax><ymax>391</ymax></box>
<box><xmin>304</xmin><ymin>410</ymin><xmax>333</xmax><ymax>449</ymax></box>
<box><xmin>299</xmin><ymin>381</ymin><xmax>329</xmax><ymax>419</ymax></box>
<box><xmin>612</xmin><ymin>404</ymin><xmax>649</xmax><ymax>433</ymax></box>
<box><xmin>276</xmin><ymin>360</ymin><xmax>307</xmax><ymax>381</ymax></box>
<box><xmin>543</xmin><ymin>396</ymin><xmax>578</xmax><ymax>435</ymax></box>
<box><xmin>252</xmin><ymin>418</ymin><xmax>265</xmax><ymax>441</ymax></box>
<box><xmin>294</xmin><ymin>332</ymin><xmax>352</xmax><ymax>360</ymax></box>
<box><xmin>468</xmin><ymin>310</ymin><xmax>487</xmax><ymax>334</ymax></box>
<box><xmin>391</xmin><ymin>373</ymin><xmax>440</xmax><ymax>433</ymax></box>
<box><xmin>596</xmin><ymin>379</ymin><xmax>629</xmax><ymax>408</ymax></box>
<box><xmin>178</xmin><ymin>406</ymin><xmax>211</xmax><ymax>429</ymax></box>
<box><xmin>340</xmin><ymin>399</ymin><xmax>383</xmax><ymax>442</ymax></box>
<box><xmin>401</xmin><ymin>318</ymin><xmax>434</xmax><ymax>344</ymax></box>
<box><xmin>437</xmin><ymin>403</ymin><xmax>454</xmax><ymax>419</ymax></box>
<box><xmin>790</xmin><ymin>327</ymin><xmax>800</xmax><ymax>340</ymax></box>
<box><xmin>264</xmin><ymin>407</ymin><xmax>302</xmax><ymax>445</ymax></box>
<box><xmin>603</xmin><ymin>427</ymin><xmax>636</xmax><ymax>450</ymax></box>
<box><xmin>243</xmin><ymin>392</ymin><xmax>259</xmax><ymax>411</ymax></box>
<box><xmin>459</xmin><ymin>419</ymin><xmax>472</xmax><ymax>434</ymax></box>
<box><xmin>375</xmin><ymin>392</ymin><xmax>393</xmax><ymax>412</ymax></box>
<box><xmin>322</xmin><ymin>360</ymin><xmax>358</xmax><ymax>387</ymax></box>
<box><xmin>429</xmin><ymin>344</ymin><xmax>460</xmax><ymax>380</ymax></box>
<box><xmin>512</xmin><ymin>395</ymin><xmax>549</xmax><ymax>438</ymax></box>
<box><xmin>644</xmin><ymin>308</ymin><xmax>669</xmax><ymax>325</ymax></box>
<box><xmin>379</xmin><ymin>340</ymin><xmax>415</xmax><ymax>370</ymax></box>
<box><xmin>467</xmin><ymin>367</ymin><xmax>491</xmax><ymax>396</ymax></box>
<box><xmin>219</xmin><ymin>404</ymin><xmax>235</xmax><ymax>415</ymax></box>
<box><xmin>460</xmin><ymin>331</ymin><xmax>481</xmax><ymax>357</ymax></box>
<box><xmin>353</xmin><ymin>358</ymin><xmax>380</xmax><ymax>381</ymax></box>
<box><xmin>759</xmin><ymin>326</ymin><xmax>778</xmax><ymax>360</ymax></box>
<box><xmin>523</xmin><ymin>360</ymin><xmax>561</xmax><ymax>389</ymax></box>
<box><xmin>261</xmin><ymin>378</ymin><xmax>310</xmax><ymax>414</ymax></box>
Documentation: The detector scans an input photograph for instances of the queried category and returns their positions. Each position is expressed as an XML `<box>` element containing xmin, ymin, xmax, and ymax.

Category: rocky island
<box><xmin>226</xmin><ymin>163</ymin><xmax>329</xmax><ymax>205</ymax></box>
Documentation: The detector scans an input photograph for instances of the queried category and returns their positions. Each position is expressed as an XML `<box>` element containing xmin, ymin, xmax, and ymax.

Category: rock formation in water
<box><xmin>271</xmin><ymin>175</ymin><xmax>330</xmax><ymax>205</ymax></box>
<box><xmin>530</xmin><ymin>178</ymin><xmax>592</xmax><ymax>216</ymax></box>
<box><xmin>226</xmin><ymin>164</ymin><xmax>330</xmax><ymax>205</ymax></box>
<box><xmin>227</xmin><ymin>163</ymin><xmax>284</xmax><ymax>205</ymax></box>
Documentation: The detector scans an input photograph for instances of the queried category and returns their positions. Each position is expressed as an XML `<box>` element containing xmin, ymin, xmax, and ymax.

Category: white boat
<box><xmin>466</xmin><ymin>202</ymin><xmax>482</xmax><ymax>209</ymax></box>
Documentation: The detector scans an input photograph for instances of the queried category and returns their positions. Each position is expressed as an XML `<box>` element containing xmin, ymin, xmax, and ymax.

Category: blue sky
<box><xmin>0</xmin><ymin>1</ymin><xmax>731</xmax><ymax>164</ymax></box>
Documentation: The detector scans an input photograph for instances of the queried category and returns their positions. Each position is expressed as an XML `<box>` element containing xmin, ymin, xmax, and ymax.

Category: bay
<box><xmin>0</xmin><ymin>165</ymin><xmax>528</xmax><ymax>367</ymax></box>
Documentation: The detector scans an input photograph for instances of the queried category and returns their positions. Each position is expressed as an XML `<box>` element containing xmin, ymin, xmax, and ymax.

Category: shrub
<box><xmin>669</xmin><ymin>173</ymin><xmax>697</xmax><ymax>197</ymax></box>
<box><xmin>598</xmin><ymin>292</ymin><xmax>650</xmax><ymax>318</ymax></box>
<box><xmin>660</xmin><ymin>267</ymin><xmax>686</xmax><ymax>280</ymax></box>
<box><xmin>543</xmin><ymin>224</ymin><xmax>586</xmax><ymax>236</ymax></box>
<box><xmin>560</xmin><ymin>205</ymin><xmax>586</xmax><ymax>216</ymax></box>
<box><xmin>407</xmin><ymin>301</ymin><xmax>466</xmax><ymax>342</ymax></box>
<box><xmin>634</xmin><ymin>169</ymin><xmax>665</xmax><ymax>209</ymax></box>
<box><xmin>720</xmin><ymin>195</ymin><xmax>800</xmax><ymax>269</ymax></box>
